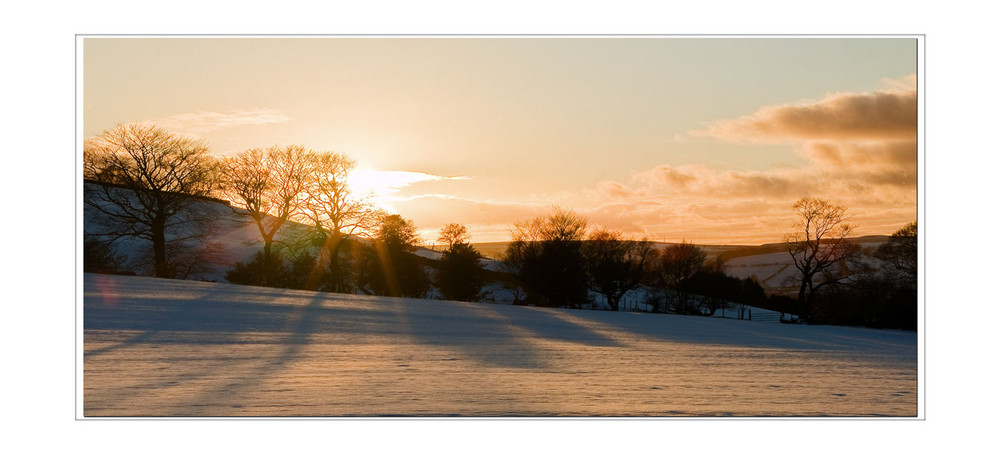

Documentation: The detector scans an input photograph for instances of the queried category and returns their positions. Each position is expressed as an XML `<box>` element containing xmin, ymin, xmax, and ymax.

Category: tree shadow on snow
<box><xmin>390</xmin><ymin>298</ymin><xmax>622</xmax><ymax>371</ymax></box>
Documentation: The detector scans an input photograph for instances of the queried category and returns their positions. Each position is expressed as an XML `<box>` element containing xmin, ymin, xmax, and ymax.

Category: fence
<box><xmin>590</xmin><ymin>295</ymin><xmax>784</xmax><ymax>323</ymax></box>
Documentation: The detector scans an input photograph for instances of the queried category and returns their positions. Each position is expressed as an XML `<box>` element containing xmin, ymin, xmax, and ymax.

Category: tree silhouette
<box><xmin>83</xmin><ymin>123</ymin><xmax>219</xmax><ymax>278</ymax></box>
<box><xmin>504</xmin><ymin>208</ymin><xmax>589</xmax><ymax>308</ymax></box>
<box><xmin>651</xmin><ymin>242</ymin><xmax>707</xmax><ymax>313</ymax></box>
<box><xmin>582</xmin><ymin>229</ymin><xmax>654</xmax><ymax>311</ymax></box>
<box><xmin>784</xmin><ymin>197</ymin><xmax>858</xmax><ymax>316</ymax></box>
<box><xmin>656</xmin><ymin>242</ymin><xmax>707</xmax><ymax>289</ymax></box>
<box><xmin>362</xmin><ymin>214</ymin><xmax>428</xmax><ymax>297</ymax></box>
<box><xmin>437</xmin><ymin>223</ymin><xmax>471</xmax><ymax>248</ymax></box>
<box><xmin>83</xmin><ymin>233</ymin><xmax>126</xmax><ymax>274</ymax></box>
<box><xmin>299</xmin><ymin>151</ymin><xmax>377</xmax><ymax>291</ymax></box>
<box><xmin>875</xmin><ymin>221</ymin><xmax>917</xmax><ymax>283</ymax></box>
<box><xmin>220</xmin><ymin>145</ymin><xmax>311</xmax><ymax>286</ymax></box>
<box><xmin>434</xmin><ymin>223</ymin><xmax>485</xmax><ymax>301</ymax></box>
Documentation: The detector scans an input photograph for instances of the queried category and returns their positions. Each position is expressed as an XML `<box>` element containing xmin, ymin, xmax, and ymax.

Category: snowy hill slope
<box><xmin>85</xmin><ymin>181</ymin><xmax>499</xmax><ymax>286</ymax></box>
<box><xmin>722</xmin><ymin>240</ymin><xmax>888</xmax><ymax>292</ymax></box>
<box><xmin>83</xmin><ymin>273</ymin><xmax>917</xmax><ymax>417</ymax></box>
<box><xmin>84</xmin><ymin>181</ymin><xmax>274</xmax><ymax>281</ymax></box>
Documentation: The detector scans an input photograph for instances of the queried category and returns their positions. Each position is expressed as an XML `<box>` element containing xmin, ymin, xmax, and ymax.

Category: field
<box><xmin>83</xmin><ymin>273</ymin><xmax>917</xmax><ymax>417</ymax></box>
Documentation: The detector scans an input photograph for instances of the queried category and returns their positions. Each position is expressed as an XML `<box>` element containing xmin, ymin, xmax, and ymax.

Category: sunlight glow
<box><xmin>345</xmin><ymin>168</ymin><xmax>458</xmax><ymax>212</ymax></box>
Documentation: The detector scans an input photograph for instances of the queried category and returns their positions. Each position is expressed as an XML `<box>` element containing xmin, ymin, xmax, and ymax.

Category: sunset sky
<box><xmin>82</xmin><ymin>37</ymin><xmax>918</xmax><ymax>245</ymax></box>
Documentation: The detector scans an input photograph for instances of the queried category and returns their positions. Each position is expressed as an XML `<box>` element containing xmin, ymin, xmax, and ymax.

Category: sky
<box><xmin>83</xmin><ymin>37</ymin><xmax>918</xmax><ymax>245</ymax></box>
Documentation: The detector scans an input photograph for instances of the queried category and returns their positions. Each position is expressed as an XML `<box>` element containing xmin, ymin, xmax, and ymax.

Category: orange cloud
<box><xmin>391</xmin><ymin>76</ymin><xmax>918</xmax><ymax>245</ymax></box>
<box><xmin>802</xmin><ymin>140</ymin><xmax>917</xmax><ymax>187</ymax></box>
<box><xmin>566</xmin><ymin>77</ymin><xmax>918</xmax><ymax>243</ymax></box>
<box><xmin>692</xmin><ymin>79</ymin><xmax>916</xmax><ymax>143</ymax></box>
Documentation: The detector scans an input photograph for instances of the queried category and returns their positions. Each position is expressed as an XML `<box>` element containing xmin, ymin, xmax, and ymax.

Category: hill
<box><xmin>84</xmin><ymin>179</ymin><xmax>891</xmax><ymax>300</ymax></box>
<box><xmin>472</xmin><ymin>237</ymin><xmax>890</xmax><ymax>295</ymax></box>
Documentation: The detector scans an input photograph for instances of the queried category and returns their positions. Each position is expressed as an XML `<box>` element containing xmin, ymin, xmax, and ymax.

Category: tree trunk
<box><xmin>152</xmin><ymin>217</ymin><xmax>168</xmax><ymax>278</ymax></box>
<box><xmin>797</xmin><ymin>279</ymin><xmax>808</xmax><ymax>305</ymax></box>
<box><xmin>607</xmin><ymin>295</ymin><xmax>620</xmax><ymax>311</ymax></box>
<box><xmin>326</xmin><ymin>234</ymin><xmax>344</xmax><ymax>292</ymax></box>
<box><xmin>262</xmin><ymin>239</ymin><xmax>273</xmax><ymax>287</ymax></box>
<box><xmin>797</xmin><ymin>274</ymin><xmax>813</xmax><ymax>317</ymax></box>
<box><xmin>304</xmin><ymin>232</ymin><xmax>342</xmax><ymax>292</ymax></box>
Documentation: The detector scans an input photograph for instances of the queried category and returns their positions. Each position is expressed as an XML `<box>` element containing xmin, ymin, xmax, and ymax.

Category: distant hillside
<box><xmin>467</xmin><ymin>242</ymin><xmax>513</xmax><ymax>260</ymax></box>
<box><xmin>472</xmin><ymin>236</ymin><xmax>890</xmax><ymax>263</ymax></box>
<box><xmin>85</xmin><ymin>179</ymin><xmax>892</xmax><ymax>298</ymax></box>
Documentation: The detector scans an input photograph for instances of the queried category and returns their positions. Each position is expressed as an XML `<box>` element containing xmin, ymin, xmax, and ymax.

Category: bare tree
<box><xmin>437</xmin><ymin>223</ymin><xmax>471</xmax><ymax>249</ymax></box>
<box><xmin>300</xmin><ymin>151</ymin><xmax>377</xmax><ymax>291</ymax></box>
<box><xmin>83</xmin><ymin>123</ymin><xmax>219</xmax><ymax>278</ymax></box>
<box><xmin>220</xmin><ymin>145</ymin><xmax>311</xmax><ymax>285</ymax></box>
<box><xmin>784</xmin><ymin>197</ymin><xmax>858</xmax><ymax>314</ymax></box>
<box><xmin>582</xmin><ymin>229</ymin><xmax>654</xmax><ymax>311</ymax></box>
<box><xmin>652</xmin><ymin>242</ymin><xmax>707</xmax><ymax>314</ymax></box>
<box><xmin>656</xmin><ymin>242</ymin><xmax>707</xmax><ymax>289</ymax></box>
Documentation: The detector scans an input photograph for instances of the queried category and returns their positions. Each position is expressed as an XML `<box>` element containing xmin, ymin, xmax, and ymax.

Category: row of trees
<box><xmin>500</xmin><ymin>208</ymin><xmax>769</xmax><ymax>315</ymax></box>
<box><xmin>84</xmin><ymin>122</ymin><xmax>917</xmax><ymax>328</ymax></box>
<box><xmin>84</xmin><ymin>123</ymin><xmax>383</xmax><ymax>286</ymax></box>
<box><xmin>84</xmin><ymin>122</ymin><xmax>485</xmax><ymax>300</ymax></box>
<box><xmin>498</xmin><ymin>204</ymin><xmax>915</xmax><ymax>328</ymax></box>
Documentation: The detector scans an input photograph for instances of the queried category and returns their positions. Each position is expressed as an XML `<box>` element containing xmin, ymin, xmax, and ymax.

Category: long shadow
<box><xmin>177</xmin><ymin>289</ymin><xmax>330</xmax><ymax>416</ymax></box>
<box><xmin>85</xmin><ymin>274</ymin><xmax>915</xmax><ymax>416</ymax></box>
<box><xmin>390</xmin><ymin>298</ymin><xmax>623</xmax><ymax>371</ymax></box>
<box><xmin>486</xmin><ymin>305</ymin><xmax>623</xmax><ymax>347</ymax></box>
<box><xmin>84</xmin><ymin>275</ymin><xmax>261</xmax><ymax>415</ymax></box>
<box><xmin>83</xmin><ymin>330</ymin><xmax>159</xmax><ymax>358</ymax></box>
<box><xmin>84</xmin><ymin>274</ymin><xmax>383</xmax><ymax>416</ymax></box>
<box><xmin>84</xmin><ymin>274</ymin><xmax>242</xmax><ymax>358</ymax></box>
<box><xmin>84</xmin><ymin>275</ymin><xmax>396</xmax><ymax>357</ymax></box>
<box><xmin>390</xmin><ymin>297</ymin><xmax>547</xmax><ymax>369</ymax></box>
<box><xmin>554</xmin><ymin>309</ymin><xmax>917</xmax><ymax>358</ymax></box>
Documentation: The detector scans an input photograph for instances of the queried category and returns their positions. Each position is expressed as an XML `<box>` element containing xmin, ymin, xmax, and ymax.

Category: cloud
<box><xmin>800</xmin><ymin>140</ymin><xmax>917</xmax><ymax>187</ymax></box>
<box><xmin>390</xmin><ymin>76</ymin><xmax>918</xmax><ymax>244</ymax></box>
<box><xmin>690</xmin><ymin>80</ymin><xmax>916</xmax><ymax>143</ymax></box>
<box><xmin>144</xmin><ymin>108</ymin><xmax>291</xmax><ymax>134</ymax></box>
<box><xmin>558</xmin><ymin>77</ymin><xmax>918</xmax><ymax>243</ymax></box>
<box><xmin>880</xmin><ymin>74</ymin><xmax>917</xmax><ymax>92</ymax></box>
<box><xmin>391</xmin><ymin>194</ymin><xmax>557</xmax><ymax>244</ymax></box>
<box><xmin>617</xmin><ymin>164</ymin><xmax>812</xmax><ymax>200</ymax></box>
<box><xmin>395</xmin><ymin>194</ymin><xmax>548</xmax><ymax>227</ymax></box>
<box><xmin>346</xmin><ymin>169</ymin><xmax>472</xmax><ymax>212</ymax></box>
<box><xmin>595</xmin><ymin>180</ymin><xmax>637</xmax><ymax>199</ymax></box>
<box><xmin>349</xmin><ymin>169</ymin><xmax>468</xmax><ymax>195</ymax></box>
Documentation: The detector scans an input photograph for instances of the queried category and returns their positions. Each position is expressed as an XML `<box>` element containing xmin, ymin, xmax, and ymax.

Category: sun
<box><xmin>345</xmin><ymin>167</ymin><xmax>443</xmax><ymax>212</ymax></box>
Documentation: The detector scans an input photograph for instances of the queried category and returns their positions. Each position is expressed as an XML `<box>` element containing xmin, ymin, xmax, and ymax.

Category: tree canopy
<box><xmin>84</xmin><ymin>122</ymin><xmax>219</xmax><ymax>277</ymax></box>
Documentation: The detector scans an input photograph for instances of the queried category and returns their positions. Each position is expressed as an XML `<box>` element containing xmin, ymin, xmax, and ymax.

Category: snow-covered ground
<box><xmin>724</xmin><ymin>241</ymin><xmax>887</xmax><ymax>291</ymax></box>
<box><xmin>724</xmin><ymin>251</ymin><xmax>800</xmax><ymax>289</ymax></box>
<box><xmin>83</xmin><ymin>273</ymin><xmax>917</xmax><ymax>417</ymax></box>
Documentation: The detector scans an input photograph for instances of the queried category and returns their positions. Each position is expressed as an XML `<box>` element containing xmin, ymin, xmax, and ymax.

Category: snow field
<box><xmin>83</xmin><ymin>273</ymin><xmax>916</xmax><ymax>417</ymax></box>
